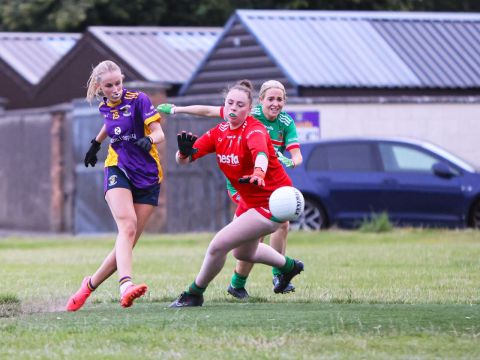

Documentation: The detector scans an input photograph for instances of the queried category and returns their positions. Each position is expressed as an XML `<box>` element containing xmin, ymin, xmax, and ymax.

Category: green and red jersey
<box><xmin>251</xmin><ymin>105</ymin><xmax>300</xmax><ymax>154</ymax></box>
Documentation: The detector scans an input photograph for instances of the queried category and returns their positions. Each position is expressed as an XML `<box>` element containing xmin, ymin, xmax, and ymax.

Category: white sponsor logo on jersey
<box><xmin>217</xmin><ymin>154</ymin><xmax>239</xmax><ymax>165</ymax></box>
<box><xmin>110</xmin><ymin>133</ymin><xmax>137</xmax><ymax>144</ymax></box>
<box><xmin>114</xmin><ymin>126</ymin><xmax>121</xmax><ymax>135</ymax></box>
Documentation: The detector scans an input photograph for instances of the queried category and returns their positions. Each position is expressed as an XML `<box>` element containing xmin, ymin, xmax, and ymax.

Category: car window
<box><xmin>307</xmin><ymin>143</ymin><xmax>376</xmax><ymax>171</ymax></box>
<box><xmin>379</xmin><ymin>143</ymin><xmax>439</xmax><ymax>172</ymax></box>
<box><xmin>423</xmin><ymin>143</ymin><xmax>475</xmax><ymax>172</ymax></box>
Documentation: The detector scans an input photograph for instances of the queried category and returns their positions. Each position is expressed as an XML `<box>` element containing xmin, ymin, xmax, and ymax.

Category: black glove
<box><xmin>84</xmin><ymin>138</ymin><xmax>101</xmax><ymax>167</ymax></box>
<box><xmin>135</xmin><ymin>136</ymin><xmax>153</xmax><ymax>152</ymax></box>
<box><xmin>177</xmin><ymin>131</ymin><xmax>198</xmax><ymax>157</ymax></box>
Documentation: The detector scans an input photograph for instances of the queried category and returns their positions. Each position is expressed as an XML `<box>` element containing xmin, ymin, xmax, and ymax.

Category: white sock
<box><xmin>120</xmin><ymin>281</ymin><xmax>133</xmax><ymax>297</ymax></box>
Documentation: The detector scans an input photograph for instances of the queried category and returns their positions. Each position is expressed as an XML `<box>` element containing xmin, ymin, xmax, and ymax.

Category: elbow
<box><xmin>157</xmin><ymin>133</ymin><xmax>165</xmax><ymax>144</ymax></box>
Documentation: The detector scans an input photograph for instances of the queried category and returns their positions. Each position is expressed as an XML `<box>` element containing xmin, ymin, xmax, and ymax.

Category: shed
<box><xmin>33</xmin><ymin>26</ymin><xmax>221</xmax><ymax>108</ymax></box>
<box><xmin>182</xmin><ymin>10</ymin><xmax>480</xmax><ymax>97</ymax></box>
<box><xmin>179</xmin><ymin>10</ymin><xmax>480</xmax><ymax>166</ymax></box>
<box><xmin>0</xmin><ymin>32</ymin><xmax>80</xmax><ymax>109</ymax></box>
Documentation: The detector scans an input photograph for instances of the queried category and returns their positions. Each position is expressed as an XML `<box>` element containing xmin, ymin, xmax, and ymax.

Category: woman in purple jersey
<box><xmin>66</xmin><ymin>60</ymin><xmax>165</xmax><ymax>311</ymax></box>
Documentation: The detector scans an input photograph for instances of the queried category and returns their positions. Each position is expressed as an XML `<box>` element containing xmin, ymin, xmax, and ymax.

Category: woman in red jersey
<box><xmin>158</xmin><ymin>80</ymin><xmax>302</xmax><ymax>299</ymax></box>
<box><xmin>169</xmin><ymin>80</ymin><xmax>304</xmax><ymax>307</ymax></box>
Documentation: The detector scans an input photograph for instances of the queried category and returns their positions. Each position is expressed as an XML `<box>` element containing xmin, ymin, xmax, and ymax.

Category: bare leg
<box><xmin>90</xmin><ymin>201</ymin><xmax>153</xmax><ymax>287</ymax></box>
<box><xmin>195</xmin><ymin>209</ymin><xmax>284</xmax><ymax>288</ymax></box>
<box><xmin>232</xmin><ymin>221</ymin><xmax>288</xmax><ymax>279</ymax></box>
<box><xmin>233</xmin><ymin>234</ymin><xmax>266</xmax><ymax>277</ymax></box>
<box><xmin>269</xmin><ymin>221</ymin><xmax>289</xmax><ymax>254</ymax></box>
<box><xmin>66</xmin><ymin>192</ymin><xmax>154</xmax><ymax>311</ymax></box>
<box><xmin>234</xmin><ymin>261</ymin><xmax>254</xmax><ymax>277</ymax></box>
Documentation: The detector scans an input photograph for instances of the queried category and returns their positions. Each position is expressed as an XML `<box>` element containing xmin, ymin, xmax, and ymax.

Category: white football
<box><xmin>269</xmin><ymin>186</ymin><xmax>305</xmax><ymax>222</ymax></box>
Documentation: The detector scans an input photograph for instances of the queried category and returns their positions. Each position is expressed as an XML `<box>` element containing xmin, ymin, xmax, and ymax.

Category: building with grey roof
<box><xmin>0</xmin><ymin>32</ymin><xmax>80</xmax><ymax>109</ymax></box>
<box><xmin>178</xmin><ymin>10</ymin><xmax>480</xmax><ymax>167</ymax></box>
<box><xmin>181</xmin><ymin>10</ymin><xmax>480</xmax><ymax>98</ymax></box>
<box><xmin>31</xmin><ymin>26</ymin><xmax>221</xmax><ymax>109</ymax></box>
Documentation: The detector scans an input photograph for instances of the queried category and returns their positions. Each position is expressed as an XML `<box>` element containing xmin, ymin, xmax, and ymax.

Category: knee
<box><xmin>118</xmin><ymin>218</ymin><xmax>137</xmax><ymax>239</ymax></box>
<box><xmin>207</xmin><ymin>240</ymin><xmax>228</xmax><ymax>258</ymax></box>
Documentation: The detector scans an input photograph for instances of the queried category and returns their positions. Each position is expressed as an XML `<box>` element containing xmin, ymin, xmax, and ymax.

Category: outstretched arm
<box><xmin>289</xmin><ymin>148</ymin><xmax>303</xmax><ymax>167</ymax></box>
<box><xmin>277</xmin><ymin>147</ymin><xmax>303</xmax><ymax>168</ymax></box>
<box><xmin>157</xmin><ymin>104</ymin><xmax>221</xmax><ymax>118</ymax></box>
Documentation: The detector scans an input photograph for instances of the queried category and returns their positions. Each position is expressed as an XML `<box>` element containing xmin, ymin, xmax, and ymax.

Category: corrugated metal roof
<box><xmin>88</xmin><ymin>26</ymin><xmax>221</xmax><ymax>84</ymax></box>
<box><xmin>235</xmin><ymin>10</ymin><xmax>480</xmax><ymax>89</ymax></box>
<box><xmin>0</xmin><ymin>32</ymin><xmax>80</xmax><ymax>84</ymax></box>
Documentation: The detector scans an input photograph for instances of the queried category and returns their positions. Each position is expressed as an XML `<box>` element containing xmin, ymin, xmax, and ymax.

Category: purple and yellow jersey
<box><xmin>99</xmin><ymin>88</ymin><xmax>163</xmax><ymax>189</ymax></box>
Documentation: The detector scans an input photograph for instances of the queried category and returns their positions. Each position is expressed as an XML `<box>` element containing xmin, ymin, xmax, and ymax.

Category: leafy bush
<box><xmin>359</xmin><ymin>212</ymin><xmax>393</xmax><ymax>233</ymax></box>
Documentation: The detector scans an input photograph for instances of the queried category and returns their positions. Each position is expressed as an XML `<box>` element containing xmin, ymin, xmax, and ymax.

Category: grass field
<box><xmin>0</xmin><ymin>229</ymin><xmax>479</xmax><ymax>359</ymax></box>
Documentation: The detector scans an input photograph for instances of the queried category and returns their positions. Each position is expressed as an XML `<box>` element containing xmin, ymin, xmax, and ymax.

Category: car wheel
<box><xmin>290</xmin><ymin>198</ymin><xmax>327</xmax><ymax>231</ymax></box>
<box><xmin>469</xmin><ymin>200</ymin><xmax>480</xmax><ymax>228</ymax></box>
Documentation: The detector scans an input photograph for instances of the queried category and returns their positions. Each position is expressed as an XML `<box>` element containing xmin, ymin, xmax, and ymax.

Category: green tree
<box><xmin>0</xmin><ymin>0</ymin><xmax>168</xmax><ymax>31</ymax></box>
<box><xmin>1</xmin><ymin>0</ymin><xmax>479</xmax><ymax>32</ymax></box>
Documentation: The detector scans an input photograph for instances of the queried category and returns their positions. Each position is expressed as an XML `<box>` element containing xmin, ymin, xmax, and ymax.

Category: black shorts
<box><xmin>104</xmin><ymin>166</ymin><xmax>160</xmax><ymax>206</ymax></box>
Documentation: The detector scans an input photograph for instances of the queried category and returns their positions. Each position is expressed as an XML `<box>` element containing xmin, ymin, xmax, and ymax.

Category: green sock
<box><xmin>278</xmin><ymin>256</ymin><xmax>294</xmax><ymax>274</ymax></box>
<box><xmin>230</xmin><ymin>271</ymin><xmax>248</xmax><ymax>289</ymax></box>
<box><xmin>272</xmin><ymin>267</ymin><xmax>282</xmax><ymax>277</ymax></box>
<box><xmin>187</xmin><ymin>281</ymin><xmax>206</xmax><ymax>295</ymax></box>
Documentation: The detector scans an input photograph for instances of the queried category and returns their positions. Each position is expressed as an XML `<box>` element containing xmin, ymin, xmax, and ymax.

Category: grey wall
<box><xmin>0</xmin><ymin>104</ymin><xmax>73</xmax><ymax>231</ymax></box>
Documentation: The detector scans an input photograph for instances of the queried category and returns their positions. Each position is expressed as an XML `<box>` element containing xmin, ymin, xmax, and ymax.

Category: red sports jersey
<box><xmin>192</xmin><ymin>115</ymin><xmax>292</xmax><ymax>209</ymax></box>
